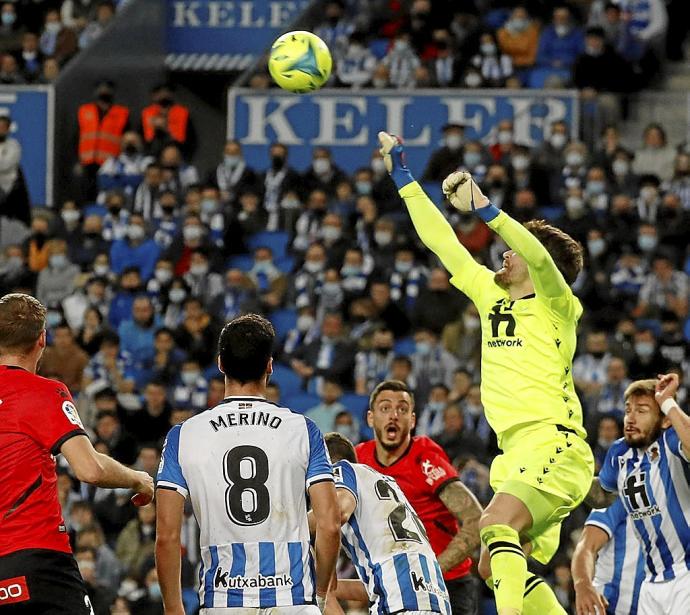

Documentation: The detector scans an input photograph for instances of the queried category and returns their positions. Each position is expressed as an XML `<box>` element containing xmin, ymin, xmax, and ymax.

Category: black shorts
<box><xmin>0</xmin><ymin>549</ymin><xmax>93</xmax><ymax>614</ymax></box>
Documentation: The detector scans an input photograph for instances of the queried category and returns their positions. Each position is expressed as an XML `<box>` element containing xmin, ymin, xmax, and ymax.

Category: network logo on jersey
<box><xmin>410</xmin><ymin>570</ymin><xmax>446</xmax><ymax>599</ymax></box>
<box><xmin>421</xmin><ymin>459</ymin><xmax>447</xmax><ymax>486</ymax></box>
<box><xmin>486</xmin><ymin>300</ymin><xmax>523</xmax><ymax>348</ymax></box>
<box><xmin>214</xmin><ymin>569</ymin><xmax>292</xmax><ymax>590</ymax></box>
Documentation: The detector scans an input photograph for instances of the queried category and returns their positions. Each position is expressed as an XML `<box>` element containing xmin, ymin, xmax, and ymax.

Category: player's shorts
<box><xmin>0</xmin><ymin>548</ymin><xmax>94</xmax><ymax>614</ymax></box>
<box><xmin>489</xmin><ymin>422</ymin><xmax>594</xmax><ymax>564</ymax></box>
<box><xmin>202</xmin><ymin>606</ymin><xmax>321</xmax><ymax>614</ymax></box>
<box><xmin>638</xmin><ymin>568</ymin><xmax>690</xmax><ymax>615</ymax></box>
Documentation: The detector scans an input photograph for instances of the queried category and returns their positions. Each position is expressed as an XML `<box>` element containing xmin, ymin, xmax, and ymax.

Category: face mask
<box><xmin>201</xmin><ymin>199</ymin><xmax>218</xmax><ymax>214</ymax></box>
<box><xmin>638</xmin><ymin>234</ymin><xmax>657</xmax><ymax>252</ymax></box>
<box><xmin>597</xmin><ymin>437</ymin><xmax>613</xmax><ymax>449</ymax></box>
<box><xmin>127</xmin><ymin>225</ymin><xmax>145</xmax><ymax>241</ymax></box>
<box><xmin>565</xmin><ymin>151</ymin><xmax>584</xmax><ymax>167</ymax></box>
<box><xmin>341</xmin><ymin>265</ymin><xmax>361</xmax><ymax>277</ymax></box>
<box><xmin>313</xmin><ymin>158</ymin><xmax>331</xmax><ymax>175</ymax></box>
<box><xmin>463</xmin><ymin>152</ymin><xmax>481</xmax><ymax>167</ymax></box>
<box><xmin>415</xmin><ymin>341</ymin><xmax>432</xmax><ymax>356</ymax></box>
<box><xmin>168</xmin><ymin>288</ymin><xmax>186</xmax><ymax>303</ymax></box>
<box><xmin>271</xmin><ymin>155</ymin><xmax>285</xmax><ymax>170</ymax></box>
<box><xmin>566</xmin><ymin>197</ymin><xmax>584</xmax><ymax>215</ymax></box>
<box><xmin>161</xmin><ymin>206</ymin><xmax>176</xmax><ymax>217</ymax></box>
<box><xmin>335</xmin><ymin>423</ymin><xmax>358</xmax><ymax>442</ymax></box>
<box><xmin>427</xmin><ymin>401</ymin><xmax>445</xmax><ymax>414</ymax></box>
<box><xmin>108</xmin><ymin>206</ymin><xmax>121</xmax><ymax>216</ymax></box>
<box><xmin>371</xmin><ymin>158</ymin><xmax>386</xmax><ymax>174</ymax></box>
<box><xmin>394</xmin><ymin>40</ymin><xmax>408</xmax><ymax>51</ymax></box>
<box><xmin>321</xmin><ymin>226</ymin><xmax>341</xmax><ymax>242</ymax></box>
<box><xmin>465</xmin><ymin>73</ymin><xmax>482</xmax><ymax>87</ymax></box>
<box><xmin>253</xmin><ymin>261</ymin><xmax>273</xmax><ymax>274</ymax></box>
<box><xmin>509</xmin><ymin>17</ymin><xmax>528</xmax><ymax>31</ymax></box>
<box><xmin>93</xmin><ymin>264</ymin><xmax>109</xmax><ymax>276</ymax></box>
<box><xmin>640</xmin><ymin>186</ymin><xmax>657</xmax><ymax>202</ymax></box>
<box><xmin>297</xmin><ymin>315</ymin><xmax>315</xmax><ymax>332</ymax></box>
<box><xmin>497</xmin><ymin>130</ymin><xmax>512</xmax><ymax>145</ymax></box>
<box><xmin>374</xmin><ymin>231</ymin><xmax>393</xmax><ymax>246</ymax></box>
<box><xmin>586</xmin><ymin>45</ymin><xmax>603</xmax><ymax>57</ymax></box>
<box><xmin>6</xmin><ymin>255</ymin><xmax>23</xmax><ymax>270</ymax></box>
<box><xmin>555</xmin><ymin>24</ymin><xmax>570</xmax><ymax>37</ymax></box>
<box><xmin>78</xmin><ymin>560</ymin><xmax>95</xmax><ymax>575</ymax></box>
<box><xmin>224</xmin><ymin>154</ymin><xmax>240</xmax><ymax>167</ymax></box>
<box><xmin>587</xmin><ymin>238</ymin><xmax>606</xmax><ymax>258</ymax></box>
<box><xmin>304</xmin><ymin>260</ymin><xmax>324</xmax><ymax>274</ymax></box>
<box><xmin>190</xmin><ymin>263</ymin><xmax>208</xmax><ymax>276</ymax></box>
<box><xmin>587</xmin><ymin>180</ymin><xmax>606</xmax><ymax>195</ymax></box>
<box><xmin>97</xmin><ymin>92</ymin><xmax>113</xmax><ymax>104</ymax></box>
<box><xmin>612</xmin><ymin>159</ymin><xmax>629</xmax><ymax>176</ymax></box>
<box><xmin>183</xmin><ymin>225</ymin><xmax>203</xmax><ymax>242</ymax></box>
<box><xmin>61</xmin><ymin>210</ymin><xmax>80</xmax><ymax>224</ymax></box>
<box><xmin>480</xmin><ymin>42</ymin><xmax>496</xmax><ymax>55</ymax></box>
<box><xmin>375</xmin><ymin>345</ymin><xmax>392</xmax><ymax>355</ymax></box>
<box><xmin>49</xmin><ymin>254</ymin><xmax>67</xmax><ymax>268</ymax></box>
<box><xmin>355</xmin><ymin>180</ymin><xmax>372</xmax><ymax>195</ymax></box>
<box><xmin>154</xmin><ymin>268</ymin><xmax>172</xmax><ymax>284</ymax></box>
<box><xmin>123</xmin><ymin>144</ymin><xmax>138</xmax><ymax>156</ymax></box>
<box><xmin>634</xmin><ymin>342</ymin><xmax>654</xmax><ymax>358</ymax></box>
<box><xmin>395</xmin><ymin>260</ymin><xmax>413</xmax><ymax>273</ymax></box>
<box><xmin>181</xmin><ymin>371</ymin><xmax>200</xmax><ymax>386</ymax></box>
<box><xmin>148</xmin><ymin>582</ymin><xmax>162</xmax><ymax>601</ymax></box>
<box><xmin>511</xmin><ymin>155</ymin><xmax>529</xmax><ymax>171</ymax></box>
<box><xmin>2</xmin><ymin>12</ymin><xmax>16</xmax><ymax>26</ymax></box>
<box><xmin>45</xmin><ymin>21</ymin><xmax>61</xmax><ymax>34</ymax></box>
<box><xmin>463</xmin><ymin>315</ymin><xmax>481</xmax><ymax>331</ymax></box>
<box><xmin>445</xmin><ymin>134</ymin><xmax>463</xmax><ymax>150</ymax></box>
<box><xmin>322</xmin><ymin>282</ymin><xmax>341</xmax><ymax>295</ymax></box>
<box><xmin>550</xmin><ymin>133</ymin><xmax>567</xmax><ymax>149</ymax></box>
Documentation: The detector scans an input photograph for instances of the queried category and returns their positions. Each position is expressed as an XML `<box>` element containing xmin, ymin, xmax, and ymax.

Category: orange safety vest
<box><xmin>78</xmin><ymin>103</ymin><xmax>129</xmax><ymax>166</ymax></box>
<box><xmin>141</xmin><ymin>104</ymin><xmax>189</xmax><ymax>143</ymax></box>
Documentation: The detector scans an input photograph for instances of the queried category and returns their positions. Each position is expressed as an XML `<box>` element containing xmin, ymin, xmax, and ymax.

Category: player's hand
<box><xmin>377</xmin><ymin>131</ymin><xmax>404</xmax><ymax>174</ymax></box>
<box><xmin>442</xmin><ymin>171</ymin><xmax>490</xmax><ymax>212</ymax></box>
<box><xmin>655</xmin><ymin>373</ymin><xmax>680</xmax><ymax>407</ymax></box>
<box><xmin>131</xmin><ymin>471</ymin><xmax>154</xmax><ymax>506</ymax></box>
<box><xmin>574</xmin><ymin>582</ymin><xmax>608</xmax><ymax>615</ymax></box>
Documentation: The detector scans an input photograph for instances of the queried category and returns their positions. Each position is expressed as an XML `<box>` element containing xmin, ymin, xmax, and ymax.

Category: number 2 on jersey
<box><xmin>223</xmin><ymin>446</ymin><xmax>270</xmax><ymax>526</ymax></box>
<box><xmin>375</xmin><ymin>479</ymin><xmax>429</xmax><ymax>544</ymax></box>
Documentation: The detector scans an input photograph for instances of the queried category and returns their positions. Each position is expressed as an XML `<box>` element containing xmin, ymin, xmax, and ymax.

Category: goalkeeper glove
<box><xmin>377</xmin><ymin>131</ymin><xmax>415</xmax><ymax>189</ymax></box>
<box><xmin>442</xmin><ymin>170</ymin><xmax>500</xmax><ymax>222</ymax></box>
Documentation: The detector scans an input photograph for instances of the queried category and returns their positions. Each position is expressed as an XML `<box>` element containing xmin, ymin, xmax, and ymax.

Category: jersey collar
<box><xmin>374</xmin><ymin>438</ymin><xmax>414</xmax><ymax>468</ymax></box>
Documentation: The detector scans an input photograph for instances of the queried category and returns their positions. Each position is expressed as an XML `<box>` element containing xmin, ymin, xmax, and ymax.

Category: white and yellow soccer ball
<box><xmin>268</xmin><ymin>30</ymin><xmax>332</xmax><ymax>93</ymax></box>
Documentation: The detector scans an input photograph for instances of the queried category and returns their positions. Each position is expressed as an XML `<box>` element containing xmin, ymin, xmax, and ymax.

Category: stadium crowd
<box><xmin>1</xmin><ymin>0</ymin><xmax>690</xmax><ymax>614</ymax></box>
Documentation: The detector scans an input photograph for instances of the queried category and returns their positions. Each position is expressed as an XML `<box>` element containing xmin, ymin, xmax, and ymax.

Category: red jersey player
<box><xmin>356</xmin><ymin>380</ymin><xmax>483</xmax><ymax>615</ymax></box>
<box><xmin>0</xmin><ymin>294</ymin><xmax>153</xmax><ymax>614</ymax></box>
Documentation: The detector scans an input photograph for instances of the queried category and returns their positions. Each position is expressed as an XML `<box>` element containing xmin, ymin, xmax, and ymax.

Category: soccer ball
<box><xmin>268</xmin><ymin>31</ymin><xmax>332</xmax><ymax>93</ymax></box>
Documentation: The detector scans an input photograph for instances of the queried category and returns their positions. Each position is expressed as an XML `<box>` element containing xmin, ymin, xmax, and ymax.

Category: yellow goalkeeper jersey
<box><xmin>399</xmin><ymin>182</ymin><xmax>586</xmax><ymax>447</ymax></box>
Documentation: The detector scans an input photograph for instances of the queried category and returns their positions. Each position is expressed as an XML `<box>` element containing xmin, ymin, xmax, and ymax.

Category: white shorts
<box><xmin>201</xmin><ymin>607</ymin><xmax>320</xmax><ymax>614</ymax></box>
<box><xmin>638</xmin><ymin>567</ymin><xmax>690</xmax><ymax>615</ymax></box>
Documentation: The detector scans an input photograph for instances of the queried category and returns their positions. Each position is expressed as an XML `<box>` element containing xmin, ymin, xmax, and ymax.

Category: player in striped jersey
<box><xmin>155</xmin><ymin>314</ymin><xmax>341</xmax><ymax>615</ymax></box>
<box><xmin>322</xmin><ymin>432</ymin><xmax>452</xmax><ymax>615</ymax></box>
<box><xmin>572</xmin><ymin>498</ymin><xmax>644</xmax><ymax>615</ymax></box>
<box><xmin>586</xmin><ymin>374</ymin><xmax>690</xmax><ymax>615</ymax></box>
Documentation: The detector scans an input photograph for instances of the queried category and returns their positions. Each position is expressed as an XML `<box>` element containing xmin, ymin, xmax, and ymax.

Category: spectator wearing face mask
<box><xmin>301</xmin><ymin>147</ymin><xmax>346</xmax><ymax>197</ymax></box>
<box><xmin>416</xmin><ymin>383</ymin><xmax>450</xmax><ymax>437</ymax></box>
<box><xmin>305</xmin><ymin>379</ymin><xmax>346</xmax><ymax>433</ymax></box>
<box><xmin>534</xmin><ymin>6</ymin><xmax>584</xmax><ymax>84</ymax></box>
<box><xmin>508</xmin><ymin>145</ymin><xmax>550</xmax><ymax>203</ymax></box>
<box><xmin>411</xmin><ymin>327</ymin><xmax>459</xmax><ymax>405</ymax></box>
<box><xmin>336</xmin><ymin>30</ymin><xmax>377</xmax><ymax>88</ymax></box>
<box><xmin>370</xmin><ymin>217</ymin><xmax>402</xmax><ymax>272</ymax></box>
<box><xmin>470</xmin><ymin>31</ymin><xmax>513</xmax><ymax>88</ymax></box>
<box><xmin>110</xmin><ymin>213</ymin><xmax>160</xmax><ymax>282</ymax></box>
<box><xmin>0</xmin><ymin>115</ymin><xmax>30</xmax><ymax>226</ymax></box>
<box><xmin>36</xmin><ymin>239</ymin><xmax>80</xmax><ymax>309</ymax></box>
<box><xmin>422</xmin><ymin>123</ymin><xmax>464</xmax><ymax>183</ymax></box>
<box><xmin>632</xmin><ymin>123</ymin><xmax>677</xmax><ymax>181</ymax></box>
<box><xmin>165</xmin><ymin>214</ymin><xmax>212</xmax><ymax>276</ymax></box>
<box><xmin>665</xmin><ymin>152</ymin><xmax>690</xmax><ymax>210</ymax></box>
<box><xmin>13</xmin><ymin>31</ymin><xmax>43</xmax><ymax>82</ymax></box>
<box><xmin>608</xmin><ymin>148</ymin><xmax>638</xmax><ymax>197</ymax></box>
<box><xmin>172</xmin><ymin>358</ymin><xmax>209</xmax><ymax>412</ymax></box>
<box><xmin>115</xmin><ymin>503</ymin><xmax>157</xmax><ymax>577</ymax></box>
<box><xmin>626</xmin><ymin>327</ymin><xmax>670</xmax><ymax>380</ymax></box>
<box><xmin>39</xmin><ymin>8</ymin><xmax>77</xmax><ymax>64</ymax></box>
<box><xmin>212</xmin><ymin>139</ymin><xmax>257</xmax><ymax>204</ymax></box>
<box><xmin>0</xmin><ymin>3</ymin><xmax>24</xmax><ymax>54</ymax></box>
<box><xmin>497</xmin><ymin>5</ymin><xmax>540</xmax><ymax>71</ymax></box>
<box><xmin>340</xmin><ymin>246</ymin><xmax>370</xmax><ymax>299</ymax></box>
<box><xmin>388</xmin><ymin>246</ymin><xmax>428</xmax><ymax>310</ymax></box>
<box><xmin>247</xmin><ymin>246</ymin><xmax>287</xmax><ymax>311</ymax></box>
<box><xmin>75</xmin><ymin>546</ymin><xmax>116</xmax><ymax>615</ymax></box>
<box><xmin>442</xmin><ymin>303</ymin><xmax>483</xmax><ymax>372</ymax></box>
<box><xmin>141</xmin><ymin>83</ymin><xmax>193</xmax><ymax>158</ymax></box>
<box><xmin>411</xmin><ymin>267</ymin><xmax>467</xmax><ymax>335</ymax></box>
<box><xmin>290</xmin><ymin>241</ymin><xmax>327</xmax><ymax>308</ymax></box>
<box><xmin>634</xmin><ymin>173</ymin><xmax>662</xmax><ymax>223</ymax></box>
<box><xmin>98</xmin><ymin>131</ymin><xmax>154</xmax><ymax>200</ymax></box>
<box><xmin>182</xmin><ymin>248</ymin><xmax>222</xmax><ymax>307</ymax></box>
<box><xmin>158</xmin><ymin>143</ymin><xmax>198</xmax><ymax>198</ymax></box>
<box><xmin>320</xmin><ymin>212</ymin><xmax>349</xmax><ymax>270</ymax></box>
<box><xmin>460</xmin><ymin>140</ymin><xmax>488</xmax><ymax>185</ymax></box>
<box><xmin>0</xmin><ymin>244</ymin><xmax>32</xmax><ymax>296</ymax></box>
<box><xmin>354</xmin><ymin>327</ymin><xmax>395</xmax><ymax>395</ymax></box>
<box><xmin>316</xmin><ymin>268</ymin><xmax>345</xmax><ymax>320</ymax></box>
<box><xmin>382</xmin><ymin>30</ymin><xmax>421</xmax><ymax>88</ymax></box>
<box><xmin>161</xmin><ymin>278</ymin><xmax>189</xmax><ymax>329</ymax></box>
<box><xmin>534</xmin><ymin>119</ymin><xmax>570</xmax><ymax>177</ymax></box>
<box><xmin>557</xmin><ymin>186</ymin><xmax>591</xmax><ymax>244</ymax></box>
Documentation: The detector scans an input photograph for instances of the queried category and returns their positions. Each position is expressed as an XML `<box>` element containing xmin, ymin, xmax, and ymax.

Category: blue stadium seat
<box><xmin>540</xmin><ymin>206</ymin><xmax>563</xmax><ymax>221</ymax></box>
<box><xmin>283</xmin><ymin>392</ymin><xmax>320</xmax><ymax>414</ymax></box>
<box><xmin>275</xmin><ymin>255</ymin><xmax>295</xmax><ymax>273</ymax></box>
<box><xmin>340</xmin><ymin>393</ymin><xmax>369</xmax><ymax>414</ymax></box>
<box><xmin>270</xmin><ymin>308</ymin><xmax>298</xmax><ymax>340</ymax></box>
<box><xmin>483</xmin><ymin>8</ymin><xmax>510</xmax><ymax>30</ymax></box>
<box><xmin>271</xmin><ymin>362</ymin><xmax>303</xmax><ymax>396</ymax></box>
<box><xmin>368</xmin><ymin>38</ymin><xmax>390</xmax><ymax>60</ymax></box>
<box><xmin>226</xmin><ymin>254</ymin><xmax>254</xmax><ymax>271</ymax></box>
<box><xmin>248</xmin><ymin>231</ymin><xmax>290</xmax><ymax>260</ymax></box>
<box><xmin>394</xmin><ymin>337</ymin><xmax>416</xmax><ymax>356</ymax></box>
<box><xmin>204</xmin><ymin>364</ymin><xmax>222</xmax><ymax>381</ymax></box>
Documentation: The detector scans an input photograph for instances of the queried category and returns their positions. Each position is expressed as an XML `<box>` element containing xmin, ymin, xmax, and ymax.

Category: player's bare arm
<box><xmin>334</xmin><ymin>579</ymin><xmax>369</xmax><ymax>602</ymax></box>
<box><xmin>309</xmin><ymin>480</ymin><xmax>341</xmax><ymax>602</ymax></box>
<box><xmin>154</xmin><ymin>488</ymin><xmax>186</xmax><ymax>615</ymax></box>
<box><xmin>571</xmin><ymin>526</ymin><xmax>610</xmax><ymax>615</ymax></box>
<box><xmin>61</xmin><ymin>434</ymin><xmax>153</xmax><ymax>505</ymax></box>
<box><xmin>377</xmin><ymin>131</ymin><xmax>483</xmax><ymax>284</ymax></box>
<box><xmin>584</xmin><ymin>478</ymin><xmax>617</xmax><ymax>509</ymax></box>
<box><xmin>436</xmin><ymin>480</ymin><xmax>483</xmax><ymax>572</ymax></box>
<box><xmin>656</xmin><ymin>373</ymin><xmax>690</xmax><ymax>451</ymax></box>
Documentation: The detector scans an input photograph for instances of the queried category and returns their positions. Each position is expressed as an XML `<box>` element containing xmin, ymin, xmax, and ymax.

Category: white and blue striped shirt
<box><xmin>586</xmin><ymin>499</ymin><xmax>645</xmax><ymax>614</ymax></box>
<box><xmin>599</xmin><ymin>427</ymin><xmax>690</xmax><ymax>583</ymax></box>
<box><xmin>157</xmin><ymin>397</ymin><xmax>333</xmax><ymax>610</ymax></box>
<box><xmin>334</xmin><ymin>460</ymin><xmax>451</xmax><ymax>615</ymax></box>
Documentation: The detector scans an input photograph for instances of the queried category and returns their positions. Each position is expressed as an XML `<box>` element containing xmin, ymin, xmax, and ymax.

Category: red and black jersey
<box><xmin>0</xmin><ymin>366</ymin><xmax>87</xmax><ymax>557</ymax></box>
<box><xmin>355</xmin><ymin>435</ymin><xmax>472</xmax><ymax>580</ymax></box>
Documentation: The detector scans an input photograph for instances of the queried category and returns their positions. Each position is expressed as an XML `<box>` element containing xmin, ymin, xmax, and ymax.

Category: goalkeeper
<box><xmin>378</xmin><ymin>132</ymin><xmax>594</xmax><ymax>615</ymax></box>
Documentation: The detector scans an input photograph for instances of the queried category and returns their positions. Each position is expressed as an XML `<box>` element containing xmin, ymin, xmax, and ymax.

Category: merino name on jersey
<box><xmin>209</xmin><ymin>408</ymin><xmax>282</xmax><ymax>432</ymax></box>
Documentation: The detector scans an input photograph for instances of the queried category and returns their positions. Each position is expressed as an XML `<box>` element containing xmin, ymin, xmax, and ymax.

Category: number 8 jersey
<box><xmin>157</xmin><ymin>396</ymin><xmax>333</xmax><ymax>610</ymax></box>
<box><xmin>334</xmin><ymin>460</ymin><xmax>451</xmax><ymax>614</ymax></box>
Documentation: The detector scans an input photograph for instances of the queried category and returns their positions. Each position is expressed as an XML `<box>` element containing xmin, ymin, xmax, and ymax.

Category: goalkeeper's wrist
<box><xmin>660</xmin><ymin>398</ymin><xmax>680</xmax><ymax>416</ymax></box>
<box><xmin>391</xmin><ymin>166</ymin><xmax>415</xmax><ymax>190</ymax></box>
<box><xmin>474</xmin><ymin>202</ymin><xmax>501</xmax><ymax>223</ymax></box>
